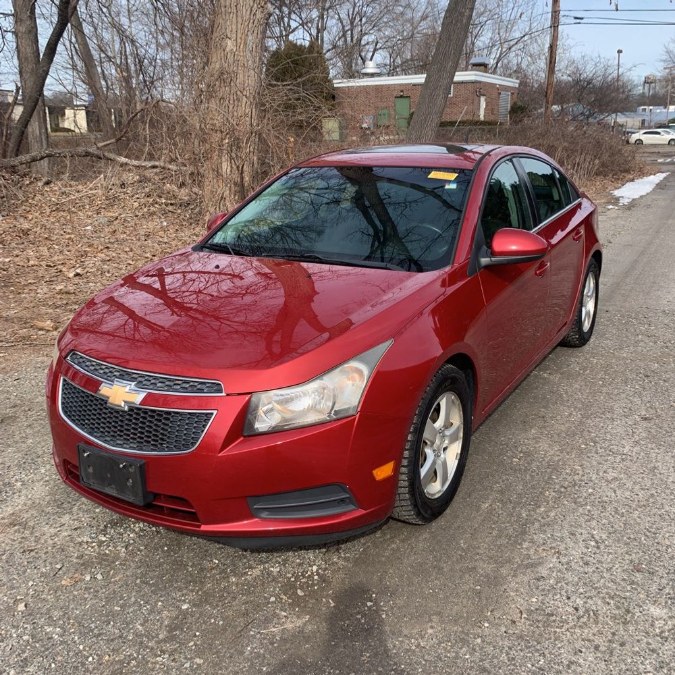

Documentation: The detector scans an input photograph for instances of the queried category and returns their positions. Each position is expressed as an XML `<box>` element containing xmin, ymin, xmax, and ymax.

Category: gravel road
<box><xmin>1</xmin><ymin>172</ymin><xmax>673</xmax><ymax>674</ymax></box>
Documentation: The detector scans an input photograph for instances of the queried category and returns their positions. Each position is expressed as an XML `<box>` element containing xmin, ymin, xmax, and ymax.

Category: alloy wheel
<box><xmin>419</xmin><ymin>391</ymin><xmax>463</xmax><ymax>498</ymax></box>
<box><xmin>581</xmin><ymin>271</ymin><xmax>597</xmax><ymax>333</ymax></box>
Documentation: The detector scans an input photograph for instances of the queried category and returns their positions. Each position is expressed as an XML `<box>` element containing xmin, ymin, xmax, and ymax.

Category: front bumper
<box><xmin>47</xmin><ymin>357</ymin><xmax>406</xmax><ymax>544</ymax></box>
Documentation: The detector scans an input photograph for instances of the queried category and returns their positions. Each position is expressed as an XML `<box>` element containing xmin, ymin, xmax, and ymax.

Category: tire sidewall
<box><xmin>578</xmin><ymin>261</ymin><xmax>600</xmax><ymax>342</ymax></box>
<box><xmin>409</xmin><ymin>368</ymin><xmax>472</xmax><ymax>521</ymax></box>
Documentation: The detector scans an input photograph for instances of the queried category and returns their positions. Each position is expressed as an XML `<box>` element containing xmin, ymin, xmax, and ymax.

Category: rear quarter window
<box><xmin>554</xmin><ymin>168</ymin><xmax>579</xmax><ymax>206</ymax></box>
<box><xmin>519</xmin><ymin>157</ymin><xmax>565</xmax><ymax>223</ymax></box>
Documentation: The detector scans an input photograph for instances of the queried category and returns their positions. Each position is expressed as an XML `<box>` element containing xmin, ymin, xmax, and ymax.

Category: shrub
<box><xmin>436</xmin><ymin>120</ymin><xmax>639</xmax><ymax>184</ymax></box>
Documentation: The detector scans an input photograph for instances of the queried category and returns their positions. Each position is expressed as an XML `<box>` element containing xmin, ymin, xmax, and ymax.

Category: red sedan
<box><xmin>47</xmin><ymin>144</ymin><xmax>601</xmax><ymax>547</ymax></box>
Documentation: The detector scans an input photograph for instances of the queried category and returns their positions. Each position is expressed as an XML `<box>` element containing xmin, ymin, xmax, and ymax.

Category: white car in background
<box><xmin>629</xmin><ymin>128</ymin><xmax>675</xmax><ymax>145</ymax></box>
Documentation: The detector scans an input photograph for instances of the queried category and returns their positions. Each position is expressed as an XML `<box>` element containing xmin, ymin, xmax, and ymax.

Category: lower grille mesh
<box><xmin>60</xmin><ymin>379</ymin><xmax>213</xmax><ymax>454</ymax></box>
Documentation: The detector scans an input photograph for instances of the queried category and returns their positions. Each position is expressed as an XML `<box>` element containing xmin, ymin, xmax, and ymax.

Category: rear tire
<box><xmin>560</xmin><ymin>259</ymin><xmax>599</xmax><ymax>348</ymax></box>
<box><xmin>393</xmin><ymin>364</ymin><xmax>472</xmax><ymax>525</ymax></box>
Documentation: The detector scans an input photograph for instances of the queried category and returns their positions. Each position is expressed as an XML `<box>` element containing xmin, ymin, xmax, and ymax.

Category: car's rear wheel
<box><xmin>560</xmin><ymin>259</ymin><xmax>599</xmax><ymax>348</ymax></box>
<box><xmin>393</xmin><ymin>364</ymin><xmax>471</xmax><ymax>524</ymax></box>
<box><xmin>635</xmin><ymin>139</ymin><xmax>643</xmax><ymax>145</ymax></box>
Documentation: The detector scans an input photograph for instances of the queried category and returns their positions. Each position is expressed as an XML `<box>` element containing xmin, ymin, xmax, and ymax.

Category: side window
<box><xmin>481</xmin><ymin>160</ymin><xmax>532</xmax><ymax>248</ymax></box>
<box><xmin>554</xmin><ymin>168</ymin><xmax>579</xmax><ymax>205</ymax></box>
<box><xmin>520</xmin><ymin>157</ymin><xmax>565</xmax><ymax>223</ymax></box>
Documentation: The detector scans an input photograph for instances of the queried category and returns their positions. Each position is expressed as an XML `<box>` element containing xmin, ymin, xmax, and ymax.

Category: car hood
<box><xmin>61</xmin><ymin>249</ymin><xmax>444</xmax><ymax>393</ymax></box>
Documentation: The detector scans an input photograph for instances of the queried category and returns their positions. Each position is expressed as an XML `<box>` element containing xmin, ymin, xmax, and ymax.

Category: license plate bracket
<box><xmin>78</xmin><ymin>444</ymin><xmax>152</xmax><ymax>506</ymax></box>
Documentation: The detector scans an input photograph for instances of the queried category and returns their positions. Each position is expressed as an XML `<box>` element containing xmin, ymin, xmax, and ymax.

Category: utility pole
<box><xmin>544</xmin><ymin>0</ymin><xmax>560</xmax><ymax>123</ymax></box>
<box><xmin>613</xmin><ymin>48</ymin><xmax>622</xmax><ymax>132</ymax></box>
<box><xmin>644</xmin><ymin>74</ymin><xmax>656</xmax><ymax>128</ymax></box>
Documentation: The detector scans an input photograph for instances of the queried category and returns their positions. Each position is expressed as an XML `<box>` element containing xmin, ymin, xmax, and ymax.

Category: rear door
<box><xmin>642</xmin><ymin>130</ymin><xmax>662</xmax><ymax>145</ymax></box>
<box><xmin>516</xmin><ymin>157</ymin><xmax>586</xmax><ymax>337</ymax></box>
<box><xmin>475</xmin><ymin>159</ymin><xmax>551</xmax><ymax>407</ymax></box>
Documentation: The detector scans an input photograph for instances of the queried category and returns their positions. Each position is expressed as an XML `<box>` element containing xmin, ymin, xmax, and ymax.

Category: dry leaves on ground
<box><xmin>0</xmin><ymin>169</ymin><xmax>202</xmax><ymax>350</ymax></box>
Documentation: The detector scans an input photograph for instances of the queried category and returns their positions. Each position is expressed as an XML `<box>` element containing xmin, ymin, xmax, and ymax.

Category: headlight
<box><xmin>245</xmin><ymin>341</ymin><xmax>392</xmax><ymax>435</ymax></box>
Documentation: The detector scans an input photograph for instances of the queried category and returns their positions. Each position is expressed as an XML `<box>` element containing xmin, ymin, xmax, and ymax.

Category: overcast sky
<box><xmin>550</xmin><ymin>0</ymin><xmax>674</xmax><ymax>76</ymax></box>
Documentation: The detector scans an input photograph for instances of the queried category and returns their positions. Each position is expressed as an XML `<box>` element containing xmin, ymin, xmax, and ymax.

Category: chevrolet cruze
<box><xmin>47</xmin><ymin>144</ymin><xmax>601</xmax><ymax>547</ymax></box>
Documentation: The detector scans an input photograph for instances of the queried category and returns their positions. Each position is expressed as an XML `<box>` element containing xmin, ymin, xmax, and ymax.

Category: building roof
<box><xmin>333</xmin><ymin>71</ymin><xmax>519</xmax><ymax>89</ymax></box>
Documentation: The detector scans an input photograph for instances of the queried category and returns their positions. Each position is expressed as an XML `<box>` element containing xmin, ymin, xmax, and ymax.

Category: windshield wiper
<box><xmin>199</xmin><ymin>241</ymin><xmax>252</xmax><ymax>257</ymax></box>
<box><xmin>280</xmin><ymin>252</ymin><xmax>407</xmax><ymax>271</ymax></box>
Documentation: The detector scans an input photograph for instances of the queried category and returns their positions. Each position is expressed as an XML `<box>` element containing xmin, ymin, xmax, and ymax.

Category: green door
<box><xmin>395</xmin><ymin>96</ymin><xmax>411</xmax><ymax>131</ymax></box>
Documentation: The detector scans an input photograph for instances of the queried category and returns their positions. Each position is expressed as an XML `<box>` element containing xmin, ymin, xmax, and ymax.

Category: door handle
<box><xmin>535</xmin><ymin>261</ymin><xmax>550</xmax><ymax>277</ymax></box>
<box><xmin>572</xmin><ymin>228</ymin><xmax>584</xmax><ymax>242</ymax></box>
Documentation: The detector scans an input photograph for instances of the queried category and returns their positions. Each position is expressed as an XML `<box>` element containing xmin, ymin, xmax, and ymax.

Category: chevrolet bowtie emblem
<box><xmin>97</xmin><ymin>380</ymin><xmax>145</xmax><ymax>410</ymax></box>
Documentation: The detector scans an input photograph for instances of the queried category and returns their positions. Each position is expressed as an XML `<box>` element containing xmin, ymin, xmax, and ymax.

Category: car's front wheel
<box><xmin>560</xmin><ymin>259</ymin><xmax>599</xmax><ymax>348</ymax></box>
<box><xmin>668</xmin><ymin>139</ymin><xmax>675</xmax><ymax>146</ymax></box>
<box><xmin>393</xmin><ymin>364</ymin><xmax>472</xmax><ymax>524</ymax></box>
<box><xmin>635</xmin><ymin>139</ymin><xmax>643</xmax><ymax>145</ymax></box>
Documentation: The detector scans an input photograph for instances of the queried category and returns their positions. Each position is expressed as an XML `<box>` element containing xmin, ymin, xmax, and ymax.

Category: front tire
<box><xmin>560</xmin><ymin>259</ymin><xmax>599</xmax><ymax>348</ymax></box>
<box><xmin>668</xmin><ymin>139</ymin><xmax>675</xmax><ymax>146</ymax></box>
<box><xmin>393</xmin><ymin>364</ymin><xmax>472</xmax><ymax>524</ymax></box>
<box><xmin>635</xmin><ymin>139</ymin><xmax>644</xmax><ymax>145</ymax></box>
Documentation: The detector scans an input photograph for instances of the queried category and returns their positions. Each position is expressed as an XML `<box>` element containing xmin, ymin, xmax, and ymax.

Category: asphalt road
<box><xmin>1</xmin><ymin>173</ymin><xmax>674</xmax><ymax>674</ymax></box>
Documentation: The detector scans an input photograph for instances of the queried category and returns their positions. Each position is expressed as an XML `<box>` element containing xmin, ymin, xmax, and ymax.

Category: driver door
<box><xmin>476</xmin><ymin>160</ymin><xmax>551</xmax><ymax>411</ymax></box>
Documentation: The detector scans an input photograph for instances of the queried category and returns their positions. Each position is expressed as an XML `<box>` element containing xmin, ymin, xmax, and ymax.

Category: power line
<box><xmin>570</xmin><ymin>8</ymin><xmax>675</xmax><ymax>12</ymax></box>
<box><xmin>566</xmin><ymin>21</ymin><xmax>675</xmax><ymax>26</ymax></box>
<box><xmin>567</xmin><ymin>15</ymin><xmax>675</xmax><ymax>23</ymax></box>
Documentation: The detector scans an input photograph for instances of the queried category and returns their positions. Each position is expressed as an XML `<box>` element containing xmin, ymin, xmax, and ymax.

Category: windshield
<box><xmin>205</xmin><ymin>165</ymin><xmax>472</xmax><ymax>272</ymax></box>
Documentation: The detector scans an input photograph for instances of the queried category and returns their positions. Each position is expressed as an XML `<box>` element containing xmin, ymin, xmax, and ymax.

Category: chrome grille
<box><xmin>59</xmin><ymin>379</ymin><xmax>214</xmax><ymax>454</ymax></box>
<box><xmin>66</xmin><ymin>351</ymin><xmax>224</xmax><ymax>395</ymax></box>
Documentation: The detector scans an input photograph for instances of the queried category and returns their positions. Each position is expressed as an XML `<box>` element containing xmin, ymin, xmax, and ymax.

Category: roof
<box><xmin>333</xmin><ymin>71</ymin><xmax>519</xmax><ymax>89</ymax></box>
<box><xmin>300</xmin><ymin>144</ymin><xmax>497</xmax><ymax>170</ymax></box>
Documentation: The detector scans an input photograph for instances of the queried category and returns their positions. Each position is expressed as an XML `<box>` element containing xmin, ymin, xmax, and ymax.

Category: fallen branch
<box><xmin>0</xmin><ymin>147</ymin><xmax>185</xmax><ymax>171</ymax></box>
<box><xmin>95</xmin><ymin>101</ymin><xmax>162</xmax><ymax>150</ymax></box>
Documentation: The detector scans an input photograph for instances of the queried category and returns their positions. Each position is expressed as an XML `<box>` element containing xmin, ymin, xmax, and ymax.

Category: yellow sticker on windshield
<box><xmin>428</xmin><ymin>170</ymin><xmax>458</xmax><ymax>181</ymax></box>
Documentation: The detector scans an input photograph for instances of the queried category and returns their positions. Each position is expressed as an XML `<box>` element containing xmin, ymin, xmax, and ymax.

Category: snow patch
<box><xmin>611</xmin><ymin>173</ymin><xmax>669</xmax><ymax>206</ymax></box>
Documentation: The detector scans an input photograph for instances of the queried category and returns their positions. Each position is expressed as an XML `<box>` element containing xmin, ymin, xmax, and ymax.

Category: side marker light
<box><xmin>372</xmin><ymin>461</ymin><xmax>395</xmax><ymax>481</ymax></box>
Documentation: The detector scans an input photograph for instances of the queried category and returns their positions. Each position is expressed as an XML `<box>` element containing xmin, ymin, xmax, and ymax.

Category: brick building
<box><xmin>329</xmin><ymin>69</ymin><xmax>519</xmax><ymax>140</ymax></box>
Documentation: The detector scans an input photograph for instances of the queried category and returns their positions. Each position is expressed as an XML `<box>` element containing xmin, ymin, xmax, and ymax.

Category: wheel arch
<box><xmin>444</xmin><ymin>352</ymin><xmax>478</xmax><ymax>416</ymax></box>
<box><xmin>591</xmin><ymin>249</ymin><xmax>602</xmax><ymax>274</ymax></box>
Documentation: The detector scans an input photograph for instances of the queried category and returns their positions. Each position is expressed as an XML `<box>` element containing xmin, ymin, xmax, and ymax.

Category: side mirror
<box><xmin>479</xmin><ymin>228</ymin><xmax>548</xmax><ymax>268</ymax></box>
<box><xmin>206</xmin><ymin>211</ymin><xmax>227</xmax><ymax>232</ymax></box>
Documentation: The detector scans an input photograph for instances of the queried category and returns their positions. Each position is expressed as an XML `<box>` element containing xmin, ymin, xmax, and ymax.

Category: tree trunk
<box><xmin>201</xmin><ymin>0</ymin><xmax>269</xmax><ymax>212</ymax></box>
<box><xmin>407</xmin><ymin>0</ymin><xmax>477</xmax><ymax>143</ymax></box>
<box><xmin>12</xmin><ymin>0</ymin><xmax>50</xmax><ymax>175</ymax></box>
<box><xmin>70</xmin><ymin>7</ymin><xmax>116</xmax><ymax>141</ymax></box>
<box><xmin>8</xmin><ymin>0</ymin><xmax>78</xmax><ymax>163</ymax></box>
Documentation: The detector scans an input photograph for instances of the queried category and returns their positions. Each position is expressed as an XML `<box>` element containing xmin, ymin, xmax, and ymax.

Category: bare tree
<box><xmin>69</xmin><ymin>6</ymin><xmax>115</xmax><ymax>139</ymax></box>
<box><xmin>407</xmin><ymin>0</ymin><xmax>476</xmax><ymax>143</ymax></box>
<box><xmin>201</xmin><ymin>0</ymin><xmax>269</xmax><ymax>211</ymax></box>
<box><xmin>10</xmin><ymin>0</ymin><xmax>49</xmax><ymax>172</ymax></box>
<box><xmin>8</xmin><ymin>0</ymin><xmax>78</xmax><ymax>164</ymax></box>
<box><xmin>464</xmin><ymin>0</ymin><xmax>546</xmax><ymax>75</ymax></box>
<box><xmin>558</xmin><ymin>56</ymin><xmax>633</xmax><ymax>121</ymax></box>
